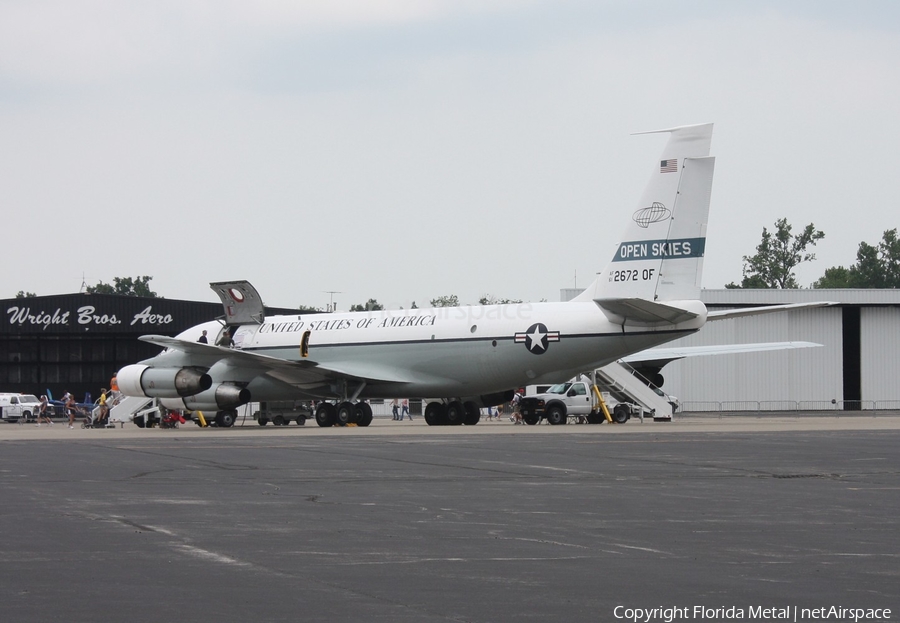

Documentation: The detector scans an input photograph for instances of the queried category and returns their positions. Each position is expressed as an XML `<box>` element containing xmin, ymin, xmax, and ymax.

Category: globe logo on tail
<box><xmin>633</xmin><ymin>202</ymin><xmax>670</xmax><ymax>228</ymax></box>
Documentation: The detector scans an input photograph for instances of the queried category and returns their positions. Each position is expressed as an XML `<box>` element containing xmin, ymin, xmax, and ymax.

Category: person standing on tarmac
<box><xmin>65</xmin><ymin>393</ymin><xmax>77</xmax><ymax>429</ymax></box>
<box><xmin>37</xmin><ymin>395</ymin><xmax>53</xmax><ymax>426</ymax></box>
<box><xmin>400</xmin><ymin>399</ymin><xmax>411</xmax><ymax>421</ymax></box>
<box><xmin>511</xmin><ymin>390</ymin><xmax>524</xmax><ymax>424</ymax></box>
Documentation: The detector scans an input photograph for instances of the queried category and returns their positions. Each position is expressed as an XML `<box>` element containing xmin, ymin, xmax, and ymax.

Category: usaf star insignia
<box><xmin>514</xmin><ymin>323</ymin><xmax>560</xmax><ymax>355</ymax></box>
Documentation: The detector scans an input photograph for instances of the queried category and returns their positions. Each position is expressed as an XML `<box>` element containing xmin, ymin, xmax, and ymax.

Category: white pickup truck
<box><xmin>518</xmin><ymin>378</ymin><xmax>635</xmax><ymax>425</ymax></box>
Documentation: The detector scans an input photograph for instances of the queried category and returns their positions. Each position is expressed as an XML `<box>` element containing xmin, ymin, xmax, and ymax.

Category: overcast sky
<box><xmin>3</xmin><ymin>1</ymin><xmax>899</xmax><ymax>310</ymax></box>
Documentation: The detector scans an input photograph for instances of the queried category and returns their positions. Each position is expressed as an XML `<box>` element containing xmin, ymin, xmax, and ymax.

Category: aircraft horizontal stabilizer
<box><xmin>593</xmin><ymin>298</ymin><xmax>699</xmax><ymax>327</ymax></box>
<box><xmin>707</xmin><ymin>301</ymin><xmax>836</xmax><ymax>321</ymax></box>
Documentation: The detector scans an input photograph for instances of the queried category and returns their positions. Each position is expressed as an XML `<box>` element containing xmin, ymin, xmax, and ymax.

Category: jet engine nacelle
<box><xmin>118</xmin><ymin>364</ymin><xmax>213</xmax><ymax>399</ymax></box>
<box><xmin>160</xmin><ymin>382</ymin><xmax>251</xmax><ymax>413</ymax></box>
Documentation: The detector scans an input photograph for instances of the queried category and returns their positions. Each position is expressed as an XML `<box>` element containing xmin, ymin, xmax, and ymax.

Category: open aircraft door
<box><xmin>210</xmin><ymin>281</ymin><xmax>266</xmax><ymax>326</ymax></box>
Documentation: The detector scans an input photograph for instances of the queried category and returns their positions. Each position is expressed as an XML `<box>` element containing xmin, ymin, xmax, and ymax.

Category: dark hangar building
<box><xmin>1</xmin><ymin>293</ymin><xmax>297</xmax><ymax>402</ymax></box>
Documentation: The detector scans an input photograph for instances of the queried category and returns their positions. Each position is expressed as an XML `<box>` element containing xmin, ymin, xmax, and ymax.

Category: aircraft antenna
<box><xmin>324</xmin><ymin>290</ymin><xmax>343</xmax><ymax>312</ymax></box>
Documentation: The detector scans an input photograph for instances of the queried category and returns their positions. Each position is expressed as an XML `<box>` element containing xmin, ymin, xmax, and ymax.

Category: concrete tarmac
<box><xmin>1</xmin><ymin>415</ymin><xmax>898</xmax><ymax>622</ymax></box>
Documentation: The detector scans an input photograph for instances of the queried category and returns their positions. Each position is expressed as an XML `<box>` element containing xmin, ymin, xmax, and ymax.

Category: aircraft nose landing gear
<box><xmin>214</xmin><ymin>410</ymin><xmax>237</xmax><ymax>427</ymax></box>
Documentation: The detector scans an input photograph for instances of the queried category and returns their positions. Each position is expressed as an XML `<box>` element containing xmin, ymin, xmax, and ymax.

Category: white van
<box><xmin>0</xmin><ymin>393</ymin><xmax>42</xmax><ymax>423</ymax></box>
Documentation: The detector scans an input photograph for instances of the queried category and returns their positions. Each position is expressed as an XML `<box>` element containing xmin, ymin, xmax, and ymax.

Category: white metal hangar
<box><xmin>649</xmin><ymin>289</ymin><xmax>900</xmax><ymax>412</ymax></box>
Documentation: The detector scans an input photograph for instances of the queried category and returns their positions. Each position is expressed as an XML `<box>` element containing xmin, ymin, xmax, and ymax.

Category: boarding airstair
<box><xmin>108</xmin><ymin>395</ymin><xmax>157</xmax><ymax>425</ymax></box>
<box><xmin>595</xmin><ymin>361</ymin><xmax>676</xmax><ymax>420</ymax></box>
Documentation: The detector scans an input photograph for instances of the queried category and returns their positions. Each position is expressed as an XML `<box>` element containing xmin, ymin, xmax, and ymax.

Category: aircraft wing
<box><xmin>139</xmin><ymin>335</ymin><xmax>410</xmax><ymax>387</ymax></box>
<box><xmin>707</xmin><ymin>301</ymin><xmax>836</xmax><ymax>321</ymax></box>
<box><xmin>622</xmin><ymin>341</ymin><xmax>822</xmax><ymax>369</ymax></box>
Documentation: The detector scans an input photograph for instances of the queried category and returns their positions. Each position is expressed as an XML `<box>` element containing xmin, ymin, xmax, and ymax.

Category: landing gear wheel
<box><xmin>315</xmin><ymin>403</ymin><xmax>336</xmax><ymax>427</ymax></box>
<box><xmin>258</xmin><ymin>417</ymin><xmax>269</xmax><ymax>426</ymax></box>
<box><xmin>216</xmin><ymin>411</ymin><xmax>237</xmax><ymax>428</ymax></box>
<box><xmin>463</xmin><ymin>401</ymin><xmax>480</xmax><ymax>425</ymax></box>
<box><xmin>445</xmin><ymin>401</ymin><xmax>466</xmax><ymax>426</ymax></box>
<box><xmin>612</xmin><ymin>404</ymin><xmax>629</xmax><ymax>424</ymax></box>
<box><xmin>424</xmin><ymin>402</ymin><xmax>445</xmax><ymax>426</ymax></box>
<box><xmin>355</xmin><ymin>403</ymin><xmax>373</xmax><ymax>427</ymax></box>
<box><xmin>336</xmin><ymin>402</ymin><xmax>356</xmax><ymax>426</ymax></box>
<box><xmin>546</xmin><ymin>405</ymin><xmax>567</xmax><ymax>425</ymax></box>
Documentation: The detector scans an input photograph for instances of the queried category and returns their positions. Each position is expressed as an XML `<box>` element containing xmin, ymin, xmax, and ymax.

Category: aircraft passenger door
<box><xmin>232</xmin><ymin>324</ymin><xmax>260</xmax><ymax>350</ymax></box>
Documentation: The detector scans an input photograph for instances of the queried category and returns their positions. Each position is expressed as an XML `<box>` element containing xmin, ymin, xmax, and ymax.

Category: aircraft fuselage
<box><xmin>150</xmin><ymin>300</ymin><xmax>707</xmax><ymax>405</ymax></box>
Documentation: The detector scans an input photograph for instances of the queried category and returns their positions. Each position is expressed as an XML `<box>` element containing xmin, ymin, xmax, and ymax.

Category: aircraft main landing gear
<box><xmin>336</xmin><ymin>402</ymin><xmax>356</xmax><ymax>426</ymax></box>
<box><xmin>315</xmin><ymin>403</ymin><xmax>336</xmax><ymax>427</ymax></box>
<box><xmin>424</xmin><ymin>402</ymin><xmax>444</xmax><ymax>426</ymax></box>
<box><xmin>424</xmin><ymin>400</ymin><xmax>482</xmax><ymax>426</ymax></box>
<box><xmin>315</xmin><ymin>401</ymin><xmax>373</xmax><ymax>427</ymax></box>
<box><xmin>355</xmin><ymin>402</ymin><xmax>373</xmax><ymax>427</ymax></box>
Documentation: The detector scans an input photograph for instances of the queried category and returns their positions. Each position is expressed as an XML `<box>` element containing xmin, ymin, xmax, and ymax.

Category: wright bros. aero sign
<box><xmin>6</xmin><ymin>302</ymin><xmax>176</xmax><ymax>332</ymax></box>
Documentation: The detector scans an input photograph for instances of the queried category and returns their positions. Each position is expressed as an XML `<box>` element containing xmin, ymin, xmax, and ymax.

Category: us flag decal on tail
<box><xmin>660</xmin><ymin>159</ymin><xmax>678</xmax><ymax>173</ymax></box>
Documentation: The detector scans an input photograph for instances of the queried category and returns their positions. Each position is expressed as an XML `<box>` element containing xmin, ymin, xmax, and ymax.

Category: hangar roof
<box><xmin>700</xmin><ymin>289</ymin><xmax>900</xmax><ymax>306</ymax></box>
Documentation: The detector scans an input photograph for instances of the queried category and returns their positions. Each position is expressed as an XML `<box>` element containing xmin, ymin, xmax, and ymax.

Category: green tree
<box><xmin>856</xmin><ymin>228</ymin><xmax>900</xmax><ymax>288</ymax></box>
<box><xmin>812</xmin><ymin>266</ymin><xmax>854</xmax><ymax>288</ymax></box>
<box><xmin>737</xmin><ymin>218</ymin><xmax>824</xmax><ymax>288</ymax></box>
<box><xmin>881</xmin><ymin>228</ymin><xmax>900</xmax><ymax>287</ymax></box>
<box><xmin>851</xmin><ymin>241</ymin><xmax>885</xmax><ymax>287</ymax></box>
<box><xmin>15</xmin><ymin>291</ymin><xmax>36</xmax><ymax>298</ymax></box>
<box><xmin>478</xmin><ymin>294</ymin><xmax>523</xmax><ymax>305</ymax></box>
<box><xmin>813</xmin><ymin>228</ymin><xmax>900</xmax><ymax>288</ymax></box>
<box><xmin>297</xmin><ymin>304</ymin><xmax>322</xmax><ymax>312</ymax></box>
<box><xmin>85</xmin><ymin>276</ymin><xmax>158</xmax><ymax>297</ymax></box>
<box><xmin>430</xmin><ymin>295</ymin><xmax>459</xmax><ymax>307</ymax></box>
<box><xmin>350</xmin><ymin>298</ymin><xmax>384</xmax><ymax>312</ymax></box>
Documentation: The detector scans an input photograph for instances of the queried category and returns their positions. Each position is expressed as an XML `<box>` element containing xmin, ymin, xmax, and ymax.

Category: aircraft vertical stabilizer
<box><xmin>574</xmin><ymin>123</ymin><xmax>715</xmax><ymax>304</ymax></box>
